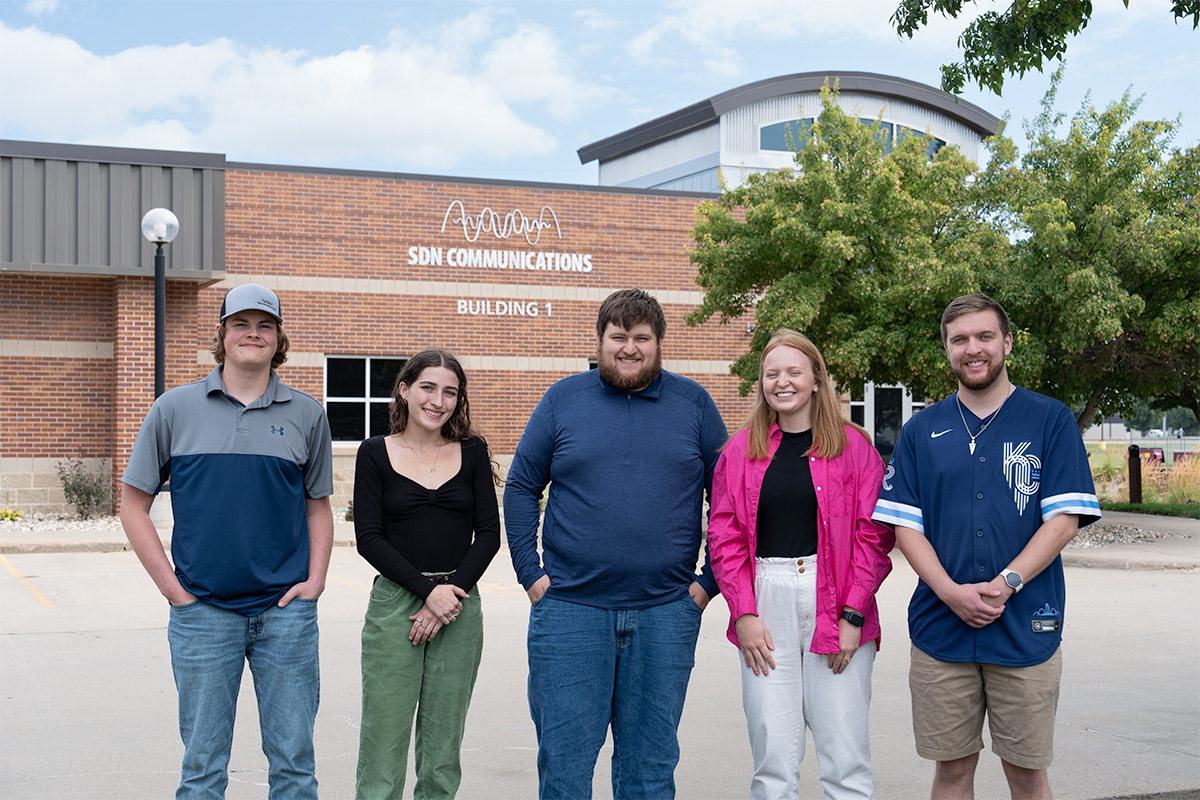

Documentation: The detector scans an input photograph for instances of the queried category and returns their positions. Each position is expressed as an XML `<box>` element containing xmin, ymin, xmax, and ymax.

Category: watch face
<box><xmin>1005</xmin><ymin>571</ymin><xmax>1022</xmax><ymax>589</ymax></box>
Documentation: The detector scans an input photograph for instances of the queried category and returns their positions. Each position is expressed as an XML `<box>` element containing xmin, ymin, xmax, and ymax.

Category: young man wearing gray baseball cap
<box><xmin>121</xmin><ymin>283</ymin><xmax>334</xmax><ymax>798</ymax></box>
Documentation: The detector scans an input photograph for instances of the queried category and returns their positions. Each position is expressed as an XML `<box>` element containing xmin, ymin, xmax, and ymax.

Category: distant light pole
<box><xmin>140</xmin><ymin>208</ymin><xmax>180</xmax><ymax>398</ymax></box>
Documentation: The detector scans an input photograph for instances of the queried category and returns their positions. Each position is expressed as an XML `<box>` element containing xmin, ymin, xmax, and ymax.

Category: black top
<box><xmin>756</xmin><ymin>429</ymin><xmax>819</xmax><ymax>558</ymax></box>
<box><xmin>354</xmin><ymin>435</ymin><xmax>501</xmax><ymax>600</ymax></box>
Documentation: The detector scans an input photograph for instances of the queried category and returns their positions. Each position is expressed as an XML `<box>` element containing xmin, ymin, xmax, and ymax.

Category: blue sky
<box><xmin>1</xmin><ymin>0</ymin><xmax>1196</xmax><ymax>185</ymax></box>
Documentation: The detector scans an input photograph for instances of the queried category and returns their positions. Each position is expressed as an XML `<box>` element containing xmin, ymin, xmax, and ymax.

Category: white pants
<box><xmin>741</xmin><ymin>556</ymin><xmax>876</xmax><ymax>800</ymax></box>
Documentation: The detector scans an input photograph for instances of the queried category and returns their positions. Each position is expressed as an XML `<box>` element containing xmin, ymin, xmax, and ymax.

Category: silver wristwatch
<box><xmin>1000</xmin><ymin>568</ymin><xmax>1024</xmax><ymax>593</ymax></box>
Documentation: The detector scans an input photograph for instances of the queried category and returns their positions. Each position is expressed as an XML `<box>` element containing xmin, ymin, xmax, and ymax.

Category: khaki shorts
<box><xmin>909</xmin><ymin>645</ymin><xmax>1062</xmax><ymax>770</ymax></box>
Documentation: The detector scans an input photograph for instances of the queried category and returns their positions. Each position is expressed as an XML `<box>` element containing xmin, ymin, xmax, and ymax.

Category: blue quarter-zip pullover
<box><xmin>504</xmin><ymin>368</ymin><xmax>727</xmax><ymax>609</ymax></box>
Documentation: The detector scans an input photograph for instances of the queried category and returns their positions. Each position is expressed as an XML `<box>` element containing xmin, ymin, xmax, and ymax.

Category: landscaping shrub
<box><xmin>56</xmin><ymin>456</ymin><xmax>111</xmax><ymax>519</ymax></box>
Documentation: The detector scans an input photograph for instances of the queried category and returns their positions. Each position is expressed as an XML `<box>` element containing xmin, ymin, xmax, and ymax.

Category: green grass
<box><xmin>1085</xmin><ymin>440</ymin><xmax>1196</xmax><ymax>467</ymax></box>
<box><xmin>1099</xmin><ymin>502</ymin><xmax>1200</xmax><ymax>519</ymax></box>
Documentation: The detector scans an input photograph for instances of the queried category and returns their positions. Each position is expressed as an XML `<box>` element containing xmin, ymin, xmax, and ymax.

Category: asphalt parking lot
<box><xmin>1</xmin><ymin>515</ymin><xmax>1198</xmax><ymax>799</ymax></box>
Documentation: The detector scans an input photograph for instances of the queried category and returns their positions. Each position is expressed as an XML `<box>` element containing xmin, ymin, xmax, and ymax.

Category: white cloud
<box><xmin>626</xmin><ymin>27</ymin><xmax>665</xmax><ymax>64</ymax></box>
<box><xmin>480</xmin><ymin>22</ymin><xmax>614</xmax><ymax>120</ymax></box>
<box><xmin>676</xmin><ymin>0</ymin><xmax>900</xmax><ymax>40</ymax></box>
<box><xmin>0</xmin><ymin>24</ymin><xmax>233</xmax><ymax>135</ymax></box>
<box><xmin>0</xmin><ymin>14</ymin><xmax>606</xmax><ymax>170</ymax></box>
<box><xmin>626</xmin><ymin>0</ymin><xmax>898</xmax><ymax>72</ymax></box>
<box><xmin>624</xmin><ymin>0</ymin><xmax>986</xmax><ymax>75</ymax></box>
<box><xmin>573</xmin><ymin>9</ymin><xmax>621</xmax><ymax>32</ymax></box>
<box><xmin>22</xmin><ymin>0</ymin><xmax>57</xmax><ymax>16</ymax></box>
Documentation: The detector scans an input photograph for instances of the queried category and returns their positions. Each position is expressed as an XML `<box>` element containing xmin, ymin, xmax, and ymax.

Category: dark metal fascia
<box><xmin>0</xmin><ymin>139</ymin><xmax>226</xmax><ymax>170</ymax></box>
<box><xmin>577</xmin><ymin>99</ymin><xmax>719</xmax><ymax>166</ymax></box>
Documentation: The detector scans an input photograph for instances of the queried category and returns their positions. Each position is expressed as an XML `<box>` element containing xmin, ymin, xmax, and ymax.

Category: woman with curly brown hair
<box><xmin>354</xmin><ymin>349</ymin><xmax>501</xmax><ymax>800</ymax></box>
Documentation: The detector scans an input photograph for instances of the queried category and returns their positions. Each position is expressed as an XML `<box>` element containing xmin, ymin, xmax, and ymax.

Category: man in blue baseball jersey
<box><xmin>873</xmin><ymin>294</ymin><xmax>1100</xmax><ymax>800</ymax></box>
<box><xmin>121</xmin><ymin>284</ymin><xmax>334</xmax><ymax>799</ymax></box>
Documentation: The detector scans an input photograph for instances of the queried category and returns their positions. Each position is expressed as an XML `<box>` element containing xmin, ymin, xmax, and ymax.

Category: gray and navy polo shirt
<box><xmin>123</xmin><ymin>366</ymin><xmax>333</xmax><ymax>616</ymax></box>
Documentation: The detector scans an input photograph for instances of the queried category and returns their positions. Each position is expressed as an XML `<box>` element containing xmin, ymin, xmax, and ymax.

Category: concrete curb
<box><xmin>1061</xmin><ymin>551</ymin><xmax>1199</xmax><ymax>571</ymax></box>
<box><xmin>2</xmin><ymin>515</ymin><xmax>1195</xmax><ymax>567</ymax></box>
<box><xmin>0</xmin><ymin>538</ymin><xmax>360</xmax><ymax>555</ymax></box>
<box><xmin>0</xmin><ymin>541</ymin><xmax>135</xmax><ymax>555</ymax></box>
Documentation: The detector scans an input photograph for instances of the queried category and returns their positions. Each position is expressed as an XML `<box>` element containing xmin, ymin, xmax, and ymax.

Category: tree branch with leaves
<box><xmin>892</xmin><ymin>0</ymin><xmax>1200</xmax><ymax>95</ymax></box>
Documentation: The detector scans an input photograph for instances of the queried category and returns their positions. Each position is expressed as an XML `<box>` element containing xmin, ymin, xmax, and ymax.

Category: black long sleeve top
<box><xmin>353</xmin><ymin>435</ymin><xmax>501</xmax><ymax>600</ymax></box>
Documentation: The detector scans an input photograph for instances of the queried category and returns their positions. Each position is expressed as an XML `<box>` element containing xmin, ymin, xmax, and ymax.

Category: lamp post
<box><xmin>140</xmin><ymin>208</ymin><xmax>180</xmax><ymax>398</ymax></box>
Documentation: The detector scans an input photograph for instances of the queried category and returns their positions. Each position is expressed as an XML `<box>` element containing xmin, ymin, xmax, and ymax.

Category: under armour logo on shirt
<box><xmin>271</xmin><ymin>426</ymin><xmax>285</xmax><ymax>436</ymax></box>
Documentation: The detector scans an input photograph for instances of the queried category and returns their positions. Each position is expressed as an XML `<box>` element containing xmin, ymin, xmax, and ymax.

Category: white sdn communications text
<box><xmin>408</xmin><ymin>246</ymin><xmax>593</xmax><ymax>273</ymax></box>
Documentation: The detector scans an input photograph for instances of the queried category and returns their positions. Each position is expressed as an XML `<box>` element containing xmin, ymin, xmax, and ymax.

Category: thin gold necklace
<box><xmin>401</xmin><ymin>436</ymin><xmax>443</xmax><ymax>473</ymax></box>
<box><xmin>956</xmin><ymin>385</ymin><xmax>1014</xmax><ymax>455</ymax></box>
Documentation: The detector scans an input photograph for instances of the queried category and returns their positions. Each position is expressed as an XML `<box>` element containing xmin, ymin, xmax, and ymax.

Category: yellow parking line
<box><xmin>328</xmin><ymin>575</ymin><xmax>368</xmax><ymax>593</ymax></box>
<box><xmin>0</xmin><ymin>554</ymin><xmax>56</xmax><ymax>609</ymax></box>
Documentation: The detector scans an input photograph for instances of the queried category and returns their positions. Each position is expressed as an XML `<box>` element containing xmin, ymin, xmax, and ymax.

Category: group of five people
<box><xmin>121</xmin><ymin>284</ymin><xmax>1099</xmax><ymax>799</ymax></box>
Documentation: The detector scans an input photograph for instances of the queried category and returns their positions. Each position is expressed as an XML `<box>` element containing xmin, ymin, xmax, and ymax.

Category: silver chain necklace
<box><xmin>401</xmin><ymin>436</ymin><xmax>443</xmax><ymax>473</ymax></box>
<box><xmin>956</xmin><ymin>385</ymin><xmax>1014</xmax><ymax>455</ymax></box>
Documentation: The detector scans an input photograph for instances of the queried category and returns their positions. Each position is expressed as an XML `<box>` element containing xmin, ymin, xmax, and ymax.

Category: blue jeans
<box><xmin>168</xmin><ymin>598</ymin><xmax>320</xmax><ymax>800</ymax></box>
<box><xmin>527</xmin><ymin>594</ymin><xmax>703</xmax><ymax>799</ymax></box>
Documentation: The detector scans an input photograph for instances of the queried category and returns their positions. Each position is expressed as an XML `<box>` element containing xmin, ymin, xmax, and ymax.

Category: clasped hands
<box><xmin>943</xmin><ymin>577</ymin><xmax>1011</xmax><ymax>628</ymax></box>
<box><xmin>408</xmin><ymin>583</ymin><xmax>469</xmax><ymax>644</ymax></box>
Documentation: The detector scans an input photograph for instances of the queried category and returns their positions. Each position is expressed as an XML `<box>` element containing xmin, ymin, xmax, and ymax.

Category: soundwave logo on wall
<box><xmin>406</xmin><ymin>201</ymin><xmax>593</xmax><ymax>274</ymax></box>
<box><xmin>442</xmin><ymin>201</ymin><xmax>561</xmax><ymax>245</ymax></box>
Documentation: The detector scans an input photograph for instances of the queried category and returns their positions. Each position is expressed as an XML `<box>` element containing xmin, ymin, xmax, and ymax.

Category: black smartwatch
<box><xmin>840</xmin><ymin>609</ymin><xmax>865</xmax><ymax>627</ymax></box>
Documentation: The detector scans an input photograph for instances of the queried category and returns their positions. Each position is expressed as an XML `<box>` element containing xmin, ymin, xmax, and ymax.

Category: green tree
<box><xmin>891</xmin><ymin>0</ymin><xmax>1200</xmax><ymax>95</ymax></box>
<box><xmin>1125</xmin><ymin>400</ymin><xmax>1200</xmax><ymax>436</ymax></box>
<box><xmin>688</xmin><ymin>83</ymin><xmax>1010</xmax><ymax>398</ymax></box>
<box><xmin>688</xmin><ymin>75</ymin><xmax>1200</xmax><ymax>432</ymax></box>
<box><xmin>980</xmin><ymin>69</ymin><xmax>1200</xmax><ymax>430</ymax></box>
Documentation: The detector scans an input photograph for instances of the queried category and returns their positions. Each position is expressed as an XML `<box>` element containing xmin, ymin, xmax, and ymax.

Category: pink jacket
<box><xmin>708</xmin><ymin>423</ymin><xmax>895</xmax><ymax>653</ymax></box>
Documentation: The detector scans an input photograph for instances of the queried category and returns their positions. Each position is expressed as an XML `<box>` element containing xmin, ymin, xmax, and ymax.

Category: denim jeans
<box><xmin>356</xmin><ymin>576</ymin><xmax>484</xmax><ymax>800</ymax></box>
<box><xmin>168</xmin><ymin>598</ymin><xmax>320</xmax><ymax>800</ymax></box>
<box><xmin>527</xmin><ymin>594</ymin><xmax>703</xmax><ymax>800</ymax></box>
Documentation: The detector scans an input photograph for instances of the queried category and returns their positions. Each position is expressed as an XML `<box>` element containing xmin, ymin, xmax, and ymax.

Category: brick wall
<box><xmin>1</xmin><ymin>276</ymin><xmax>114</xmax><ymax>513</ymax></box>
<box><xmin>3</xmin><ymin>168</ymin><xmax>756</xmax><ymax>517</ymax></box>
<box><xmin>215</xmin><ymin>167</ymin><xmax>749</xmax><ymax>391</ymax></box>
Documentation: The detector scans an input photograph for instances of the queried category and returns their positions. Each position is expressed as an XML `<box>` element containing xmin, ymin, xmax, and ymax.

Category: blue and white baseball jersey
<box><xmin>873</xmin><ymin>387</ymin><xmax>1100</xmax><ymax>667</ymax></box>
<box><xmin>123</xmin><ymin>367</ymin><xmax>334</xmax><ymax>616</ymax></box>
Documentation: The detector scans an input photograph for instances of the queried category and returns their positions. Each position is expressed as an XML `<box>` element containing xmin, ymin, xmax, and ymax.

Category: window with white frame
<box><xmin>849</xmin><ymin>382</ymin><xmax>866</xmax><ymax>428</ymax></box>
<box><xmin>325</xmin><ymin>356</ymin><xmax>406</xmax><ymax>442</ymax></box>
